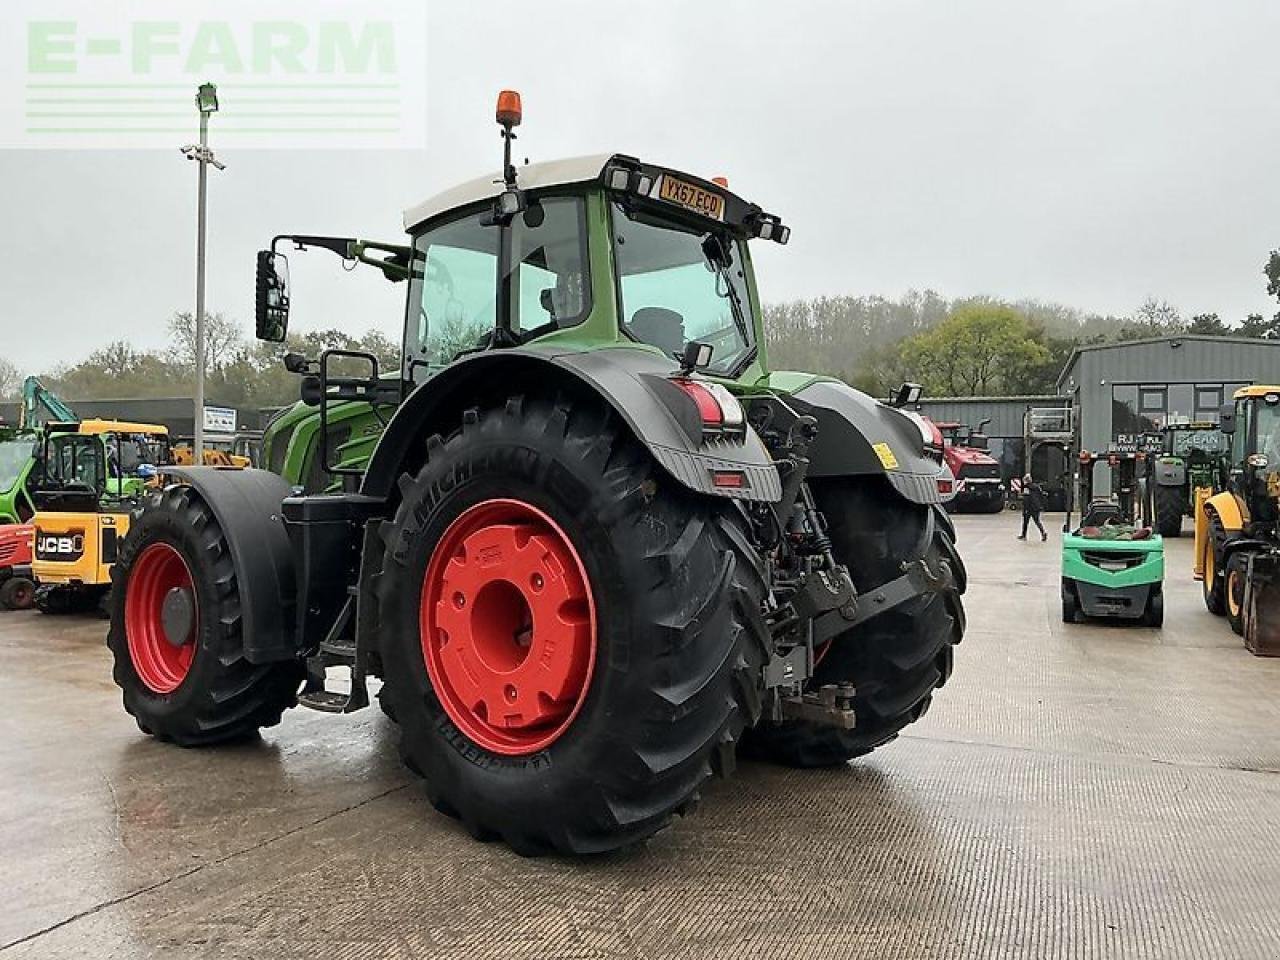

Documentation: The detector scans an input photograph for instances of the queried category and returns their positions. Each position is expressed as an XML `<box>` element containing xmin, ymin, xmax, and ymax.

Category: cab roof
<box><xmin>402</xmin><ymin>153</ymin><xmax>756</xmax><ymax>233</ymax></box>
<box><xmin>48</xmin><ymin>418</ymin><xmax>168</xmax><ymax>437</ymax></box>
<box><xmin>1234</xmin><ymin>385</ymin><xmax>1280</xmax><ymax>399</ymax></box>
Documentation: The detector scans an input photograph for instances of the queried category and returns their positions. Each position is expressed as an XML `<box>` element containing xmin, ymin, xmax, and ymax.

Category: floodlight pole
<box><xmin>185</xmin><ymin>82</ymin><xmax>222</xmax><ymax>462</ymax></box>
<box><xmin>194</xmin><ymin>106</ymin><xmax>209</xmax><ymax>462</ymax></box>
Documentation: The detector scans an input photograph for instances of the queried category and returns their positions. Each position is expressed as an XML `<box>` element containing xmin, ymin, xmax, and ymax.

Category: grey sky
<box><xmin>3</xmin><ymin>0</ymin><xmax>1279</xmax><ymax>373</ymax></box>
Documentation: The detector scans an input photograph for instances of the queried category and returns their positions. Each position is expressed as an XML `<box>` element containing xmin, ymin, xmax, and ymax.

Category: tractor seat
<box><xmin>628</xmin><ymin>307</ymin><xmax>686</xmax><ymax>358</ymax></box>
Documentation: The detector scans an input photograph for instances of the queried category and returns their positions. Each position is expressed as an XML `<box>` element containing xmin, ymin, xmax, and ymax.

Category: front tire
<box><xmin>375</xmin><ymin>395</ymin><xmax>767</xmax><ymax>855</ymax></box>
<box><xmin>741</xmin><ymin>478</ymin><xmax>966</xmax><ymax>768</ymax></box>
<box><xmin>107</xmin><ymin>486</ymin><xmax>304</xmax><ymax>745</ymax></box>
<box><xmin>1202</xmin><ymin>515</ymin><xmax>1227</xmax><ymax>615</ymax></box>
<box><xmin>0</xmin><ymin>576</ymin><xmax>34</xmax><ymax>610</ymax></box>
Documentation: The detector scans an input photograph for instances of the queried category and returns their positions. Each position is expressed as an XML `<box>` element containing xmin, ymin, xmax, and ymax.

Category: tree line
<box><xmin>3</xmin><ymin>250</ymin><xmax>1279</xmax><ymax>407</ymax></box>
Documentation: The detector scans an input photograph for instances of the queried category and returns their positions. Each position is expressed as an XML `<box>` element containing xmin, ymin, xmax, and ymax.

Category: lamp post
<box><xmin>182</xmin><ymin>81</ymin><xmax>224</xmax><ymax>461</ymax></box>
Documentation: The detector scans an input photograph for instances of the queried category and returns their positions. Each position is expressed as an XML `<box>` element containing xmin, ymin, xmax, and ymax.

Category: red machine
<box><xmin>930</xmin><ymin>420</ymin><xmax>1005</xmax><ymax>513</ymax></box>
<box><xmin>0</xmin><ymin>524</ymin><xmax>35</xmax><ymax>610</ymax></box>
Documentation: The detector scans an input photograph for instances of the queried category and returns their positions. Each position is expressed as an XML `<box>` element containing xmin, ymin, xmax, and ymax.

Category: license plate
<box><xmin>658</xmin><ymin>175</ymin><xmax>725</xmax><ymax>221</ymax></box>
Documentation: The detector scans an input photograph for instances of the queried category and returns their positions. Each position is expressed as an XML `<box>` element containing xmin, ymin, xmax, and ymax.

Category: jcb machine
<box><xmin>1196</xmin><ymin>386</ymin><xmax>1280</xmax><ymax>654</ymax></box>
<box><xmin>107</xmin><ymin>93</ymin><xmax>968</xmax><ymax>856</ymax></box>
<box><xmin>1061</xmin><ymin>438</ymin><xmax>1165</xmax><ymax>626</ymax></box>
<box><xmin>30</xmin><ymin>419</ymin><xmax>170</xmax><ymax>613</ymax></box>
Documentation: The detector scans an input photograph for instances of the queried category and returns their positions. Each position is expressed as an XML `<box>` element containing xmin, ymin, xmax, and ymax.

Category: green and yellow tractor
<box><xmin>107</xmin><ymin>93</ymin><xmax>967</xmax><ymax>855</ymax></box>
<box><xmin>1152</xmin><ymin>420</ymin><xmax>1226</xmax><ymax>538</ymax></box>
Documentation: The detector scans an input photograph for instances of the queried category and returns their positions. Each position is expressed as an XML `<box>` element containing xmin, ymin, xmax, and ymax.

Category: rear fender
<box><xmin>788</xmin><ymin>379</ymin><xmax>945</xmax><ymax>505</ymax></box>
<box><xmin>159</xmin><ymin>467</ymin><xmax>298</xmax><ymax>663</ymax></box>
<box><xmin>361</xmin><ymin>347</ymin><xmax>783</xmax><ymax>504</ymax></box>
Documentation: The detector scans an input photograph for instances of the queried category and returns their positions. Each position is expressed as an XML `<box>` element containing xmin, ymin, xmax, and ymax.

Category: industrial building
<box><xmin>1056</xmin><ymin>334</ymin><xmax>1279</xmax><ymax>452</ymax></box>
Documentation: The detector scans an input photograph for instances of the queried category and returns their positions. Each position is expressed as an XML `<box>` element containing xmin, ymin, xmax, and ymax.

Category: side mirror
<box><xmin>1218</xmin><ymin>402</ymin><xmax>1236</xmax><ymax>435</ymax></box>
<box><xmin>255</xmin><ymin>250</ymin><xmax>290</xmax><ymax>343</ymax></box>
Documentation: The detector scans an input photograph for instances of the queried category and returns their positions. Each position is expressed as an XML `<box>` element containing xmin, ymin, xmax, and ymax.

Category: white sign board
<box><xmin>203</xmin><ymin>405</ymin><xmax>237</xmax><ymax>434</ymax></box>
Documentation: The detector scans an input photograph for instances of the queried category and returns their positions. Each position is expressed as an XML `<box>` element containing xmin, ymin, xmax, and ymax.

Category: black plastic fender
<box><xmin>362</xmin><ymin>346</ymin><xmax>783</xmax><ymax>503</ymax></box>
<box><xmin>158</xmin><ymin>466</ymin><xmax>298</xmax><ymax>663</ymax></box>
<box><xmin>790</xmin><ymin>379</ymin><xmax>945</xmax><ymax>505</ymax></box>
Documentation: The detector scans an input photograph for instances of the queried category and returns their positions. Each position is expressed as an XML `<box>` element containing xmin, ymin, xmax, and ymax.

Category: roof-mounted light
<box><xmin>496</xmin><ymin>90</ymin><xmax>522</xmax><ymax>127</ymax></box>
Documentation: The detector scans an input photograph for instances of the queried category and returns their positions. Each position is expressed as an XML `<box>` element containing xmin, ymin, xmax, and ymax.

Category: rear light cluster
<box><xmin>670</xmin><ymin>378</ymin><xmax>745</xmax><ymax>434</ymax></box>
<box><xmin>937</xmin><ymin>477</ymin><xmax>955</xmax><ymax>495</ymax></box>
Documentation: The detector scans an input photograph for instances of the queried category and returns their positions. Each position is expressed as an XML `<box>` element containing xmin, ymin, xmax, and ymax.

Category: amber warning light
<box><xmin>496</xmin><ymin>90</ymin><xmax>522</xmax><ymax>127</ymax></box>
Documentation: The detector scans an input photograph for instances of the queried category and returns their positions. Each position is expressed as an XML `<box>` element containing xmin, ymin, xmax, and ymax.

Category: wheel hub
<box><xmin>160</xmin><ymin>586</ymin><xmax>196</xmax><ymax>648</ymax></box>
<box><xmin>420</xmin><ymin>499</ymin><xmax>596</xmax><ymax>755</ymax></box>
<box><xmin>124</xmin><ymin>542</ymin><xmax>198</xmax><ymax>694</ymax></box>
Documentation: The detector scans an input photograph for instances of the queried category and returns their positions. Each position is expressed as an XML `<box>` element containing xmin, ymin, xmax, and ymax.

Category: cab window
<box><xmin>507</xmin><ymin>197</ymin><xmax>591</xmax><ymax>335</ymax></box>
<box><xmin>405</xmin><ymin>212</ymin><xmax>500</xmax><ymax>370</ymax></box>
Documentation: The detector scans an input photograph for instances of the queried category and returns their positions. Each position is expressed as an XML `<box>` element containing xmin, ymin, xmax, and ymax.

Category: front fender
<box><xmin>158</xmin><ymin>466</ymin><xmax>297</xmax><ymax>662</ymax></box>
<box><xmin>361</xmin><ymin>347</ymin><xmax>783</xmax><ymax>503</ymax></box>
<box><xmin>789</xmin><ymin>379</ymin><xmax>944</xmax><ymax>505</ymax></box>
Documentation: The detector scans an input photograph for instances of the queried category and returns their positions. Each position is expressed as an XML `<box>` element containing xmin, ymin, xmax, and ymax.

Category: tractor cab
<box><xmin>1060</xmin><ymin>434</ymin><xmax>1165</xmax><ymax>626</ymax></box>
<box><xmin>29</xmin><ymin>419</ymin><xmax>170</xmax><ymax>613</ymax></box>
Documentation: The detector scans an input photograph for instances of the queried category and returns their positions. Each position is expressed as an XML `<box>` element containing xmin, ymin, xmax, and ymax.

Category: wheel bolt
<box><xmin>504</xmin><ymin>684</ymin><xmax>518</xmax><ymax>702</ymax></box>
<box><xmin>453</xmin><ymin>592</ymin><xmax>466</xmax><ymax>609</ymax></box>
<box><xmin>531</xmin><ymin>573</ymin><xmax>544</xmax><ymax>591</ymax></box>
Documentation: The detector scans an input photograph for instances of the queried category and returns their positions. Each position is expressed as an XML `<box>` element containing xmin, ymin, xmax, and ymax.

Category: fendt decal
<box><xmin>35</xmin><ymin>530</ymin><xmax>85</xmax><ymax>562</ymax></box>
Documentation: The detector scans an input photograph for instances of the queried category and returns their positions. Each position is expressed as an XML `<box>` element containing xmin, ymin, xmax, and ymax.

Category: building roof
<box><xmin>403</xmin><ymin>154</ymin><xmax>615</xmax><ymax>231</ymax></box>
<box><xmin>1056</xmin><ymin>334</ymin><xmax>1280</xmax><ymax>392</ymax></box>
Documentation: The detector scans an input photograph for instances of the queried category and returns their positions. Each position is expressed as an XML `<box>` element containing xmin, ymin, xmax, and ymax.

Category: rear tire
<box><xmin>740</xmin><ymin>478</ymin><xmax>965</xmax><ymax>768</ymax></box>
<box><xmin>106</xmin><ymin>486</ymin><xmax>304</xmax><ymax>745</ymax></box>
<box><xmin>1154</xmin><ymin>484</ymin><xmax>1184</xmax><ymax>538</ymax></box>
<box><xmin>375</xmin><ymin>395</ymin><xmax>767</xmax><ymax>855</ymax></box>
<box><xmin>0</xmin><ymin>576</ymin><xmax>34</xmax><ymax>610</ymax></box>
<box><xmin>1225</xmin><ymin>554</ymin><xmax>1246</xmax><ymax>636</ymax></box>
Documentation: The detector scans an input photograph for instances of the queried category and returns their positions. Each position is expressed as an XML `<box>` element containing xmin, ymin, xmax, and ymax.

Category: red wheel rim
<box><xmin>420</xmin><ymin>499</ymin><xmax>597</xmax><ymax>755</ymax></box>
<box><xmin>125</xmin><ymin>542</ymin><xmax>198</xmax><ymax>694</ymax></box>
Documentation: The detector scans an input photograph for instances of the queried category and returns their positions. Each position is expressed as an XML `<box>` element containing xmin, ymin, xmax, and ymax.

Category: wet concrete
<box><xmin>2</xmin><ymin>512</ymin><xmax>1278</xmax><ymax>959</ymax></box>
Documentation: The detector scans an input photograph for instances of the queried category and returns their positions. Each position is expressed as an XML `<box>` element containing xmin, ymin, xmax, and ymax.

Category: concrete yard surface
<box><xmin>2</xmin><ymin>511</ymin><xmax>1278</xmax><ymax>959</ymax></box>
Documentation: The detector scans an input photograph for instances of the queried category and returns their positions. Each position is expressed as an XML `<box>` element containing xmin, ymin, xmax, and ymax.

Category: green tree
<box><xmin>898</xmin><ymin>304</ymin><xmax>1050</xmax><ymax>397</ymax></box>
<box><xmin>1240</xmin><ymin>312</ymin><xmax>1280</xmax><ymax>339</ymax></box>
<box><xmin>1186</xmin><ymin>313</ymin><xmax>1229</xmax><ymax>336</ymax></box>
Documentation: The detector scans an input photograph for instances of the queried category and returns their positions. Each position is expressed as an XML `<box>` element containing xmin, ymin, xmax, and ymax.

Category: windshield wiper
<box><xmin>701</xmin><ymin>235</ymin><xmax>751</xmax><ymax>350</ymax></box>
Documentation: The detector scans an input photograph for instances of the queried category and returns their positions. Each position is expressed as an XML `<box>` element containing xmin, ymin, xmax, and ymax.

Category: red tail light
<box><xmin>671</xmin><ymin>379</ymin><xmax>723</xmax><ymax>425</ymax></box>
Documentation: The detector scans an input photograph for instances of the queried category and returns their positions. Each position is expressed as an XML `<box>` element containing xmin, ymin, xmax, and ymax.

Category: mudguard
<box><xmin>159</xmin><ymin>466</ymin><xmax>298</xmax><ymax>663</ymax></box>
<box><xmin>362</xmin><ymin>346</ymin><xmax>783</xmax><ymax>503</ymax></box>
<box><xmin>789</xmin><ymin>380</ymin><xmax>945</xmax><ymax>505</ymax></box>
<box><xmin>1205</xmin><ymin>490</ymin><xmax>1245</xmax><ymax>533</ymax></box>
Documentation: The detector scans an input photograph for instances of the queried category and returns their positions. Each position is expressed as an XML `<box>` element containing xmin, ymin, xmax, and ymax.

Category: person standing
<box><xmin>1018</xmin><ymin>473</ymin><xmax>1047</xmax><ymax>541</ymax></box>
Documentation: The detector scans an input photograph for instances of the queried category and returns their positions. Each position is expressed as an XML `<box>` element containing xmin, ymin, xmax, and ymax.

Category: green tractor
<box><xmin>108</xmin><ymin>93</ymin><xmax>967</xmax><ymax>855</ymax></box>
<box><xmin>1152</xmin><ymin>421</ymin><xmax>1226</xmax><ymax>538</ymax></box>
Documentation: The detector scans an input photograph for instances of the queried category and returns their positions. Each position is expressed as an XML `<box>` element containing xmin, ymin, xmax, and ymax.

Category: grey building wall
<box><xmin>916</xmin><ymin>396</ymin><xmax>1060</xmax><ymax>439</ymax></box>
<box><xmin>0</xmin><ymin>397</ymin><xmax>271</xmax><ymax>437</ymax></box>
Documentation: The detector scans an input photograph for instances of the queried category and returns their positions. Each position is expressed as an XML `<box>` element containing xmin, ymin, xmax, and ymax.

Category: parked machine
<box><xmin>0</xmin><ymin>377</ymin><xmax>79</xmax><ymax>525</ymax></box>
<box><xmin>1152</xmin><ymin>421</ymin><xmax>1225</xmax><ymax>538</ymax></box>
<box><xmin>29</xmin><ymin>420</ymin><xmax>170</xmax><ymax>614</ymax></box>
<box><xmin>933</xmin><ymin>419</ymin><xmax>1004</xmax><ymax>513</ymax></box>
<box><xmin>1024</xmin><ymin>405</ymin><xmax>1075</xmax><ymax>512</ymax></box>
<box><xmin>1061</xmin><ymin>438</ymin><xmax>1164</xmax><ymax>626</ymax></box>
<box><xmin>0</xmin><ymin>523</ymin><xmax>35</xmax><ymax>610</ymax></box>
<box><xmin>106</xmin><ymin>93</ymin><xmax>968</xmax><ymax>856</ymax></box>
<box><xmin>1195</xmin><ymin>386</ymin><xmax>1280</xmax><ymax>654</ymax></box>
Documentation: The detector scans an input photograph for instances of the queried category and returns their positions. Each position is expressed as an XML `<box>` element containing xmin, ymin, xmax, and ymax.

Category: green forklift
<box><xmin>1061</xmin><ymin>435</ymin><xmax>1165</xmax><ymax>626</ymax></box>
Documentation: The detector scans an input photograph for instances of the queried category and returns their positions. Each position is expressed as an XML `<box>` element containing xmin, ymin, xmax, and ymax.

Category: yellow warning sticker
<box><xmin>872</xmin><ymin>442</ymin><xmax>899</xmax><ymax>470</ymax></box>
